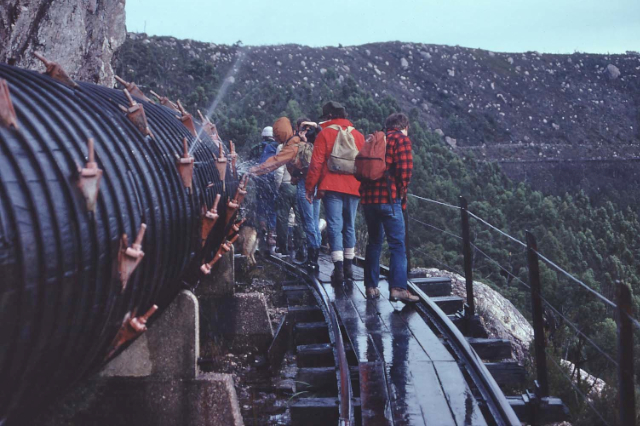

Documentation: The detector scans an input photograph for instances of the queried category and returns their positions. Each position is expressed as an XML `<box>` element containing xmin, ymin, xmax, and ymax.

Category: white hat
<box><xmin>261</xmin><ymin>126</ymin><xmax>273</xmax><ymax>138</ymax></box>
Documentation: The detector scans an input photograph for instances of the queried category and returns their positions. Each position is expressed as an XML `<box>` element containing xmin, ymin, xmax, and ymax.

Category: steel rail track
<box><xmin>269</xmin><ymin>252</ymin><xmax>519</xmax><ymax>425</ymax></box>
<box><xmin>265</xmin><ymin>255</ymin><xmax>354</xmax><ymax>426</ymax></box>
<box><xmin>407</xmin><ymin>281</ymin><xmax>521</xmax><ymax>425</ymax></box>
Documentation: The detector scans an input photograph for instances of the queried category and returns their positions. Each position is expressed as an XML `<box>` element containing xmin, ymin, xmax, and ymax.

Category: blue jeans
<box><xmin>297</xmin><ymin>179</ymin><xmax>321</xmax><ymax>249</ymax></box>
<box><xmin>323</xmin><ymin>191</ymin><xmax>359</xmax><ymax>256</ymax></box>
<box><xmin>363</xmin><ymin>202</ymin><xmax>407</xmax><ymax>290</ymax></box>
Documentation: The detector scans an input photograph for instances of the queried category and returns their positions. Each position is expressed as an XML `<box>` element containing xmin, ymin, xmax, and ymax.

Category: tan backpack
<box><xmin>326</xmin><ymin>125</ymin><xmax>358</xmax><ymax>175</ymax></box>
<box><xmin>291</xmin><ymin>140</ymin><xmax>314</xmax><ymax>171</ymax></box>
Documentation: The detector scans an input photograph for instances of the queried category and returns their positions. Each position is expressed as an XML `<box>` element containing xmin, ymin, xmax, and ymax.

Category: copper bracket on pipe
<box><xmin>215</xmin><ymin>142</ymin><xmax>228</xmax><ymax>186</ymax></box>
<box><xmin>176</xmin><ymin>100</ymin><xmax>197</xmax><ymax>137</ymax></box>
<box><xmin>234</xmin><ymin>186</ymin><xmax>247</xmax><ymax>206</ymax></box>
<box><xmin>176</xmin><ymin>137</ymin><xmax>195</xmax><ymax>190</ymax></box>
<box><xmin>150</xmin><ymin>90</ymin><xmax>179</xmax><ymax>111</ymax></box>
<box><xmin>105</xmin><ymin>304</ymin><xmax>158</xmax><ymax>360</ymax></box>
<box><xmin>0</xmin><ymin>79</ymin><xmax>18</xmax><ymax>129</ymax></box>
<box><xmin>235</xmin><ymin>174</ymin><xmax>249</xmax><ymax>205</ymax></box>
<box><xmin>228</xmin><ymin>218</ymin><xmax>247</xmax><ymax>237</ymax></box>
<box><xmin>118</xmin><ymin>223</ymin><xmax>146</xmax><ymax>291</ymax></box>
<box><xmin>115</xmin><ymin>75</ymin><xmax>153</xmax><ymax>103</ymax></box>
<box><xmin>33</xmin><ymin>52</ymin><xmax>78</xmax><ymax>88</ymax></box>
<box><xmin>119</xmin><ymin>89</ymin><xmax>154</xmax><ymax>138</ymax></box>
<box><xmin>201</xmin><ymin>193</ymin><xmax>221</xmax><ymax>247</ymax></box>
<box><xmin>77</xmin><ymin>138</ymin><xmax>103</xmax><ymax>212</ymax></box>
<box><xmin>197</xmin><ymin>110</ymin><xmax>221</xmax><ymax>147</ymax></box>
<box><xmin>226</xmin><ymin>199</ymin><xmax>240</xmax><ymax>225</ymax></box>
<box><xmin>200</xmin><ymin>239</ymin><xmax>232</xmax><ymax>275</ymax></box>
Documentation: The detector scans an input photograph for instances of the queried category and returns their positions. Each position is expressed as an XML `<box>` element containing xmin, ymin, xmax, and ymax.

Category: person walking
<box><xmin>305</xmin><ymin>101</ymin><xmax>365</xmax><ymax>285</ymax></box>
<box><xmin>359</xmin><ymin>112</ymin><xmax>418</xmax><ymax>303</ymax></box>
<box><xmin>249</xmin><ymin>118</ymin><xmax>305</xmax><ymax>257</ymax></box>
<box><xmin>293</xmin><ymin>117</ymin><xmax>322</xmax><ymax>272</ymax></box>
<box><xmin>253</xmin><ymin>126</ymin><xmax>279</xmax><ymax>253</ymax></box>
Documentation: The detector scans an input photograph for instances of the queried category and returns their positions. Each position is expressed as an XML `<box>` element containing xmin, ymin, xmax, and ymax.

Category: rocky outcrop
<box><xmin>413</xmin><ymin>268</ymin><xmax>534</xmax><ymax>363</ymax></box>
<box><xmin>0</xmin><ymin>0</ymin><xmax>126</xmax><ymax>86</ymax></box>
<box><xmin>605</xmin><ymin>64</ymin><xmax>620</xmax><ymax>80</ymax></box>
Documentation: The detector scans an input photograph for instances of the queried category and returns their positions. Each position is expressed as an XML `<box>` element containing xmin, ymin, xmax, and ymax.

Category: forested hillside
<box><xmin>116</xmin><ymin>33</ymin><xmax>640</xmax><ymax>206</ymax></box>
<box><xmin>115</xmin><ymin>34</ymin><xmax>640</xmax><ymax>424</ymax></box>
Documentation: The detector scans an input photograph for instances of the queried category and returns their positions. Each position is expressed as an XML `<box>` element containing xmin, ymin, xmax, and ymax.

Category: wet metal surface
<box><xmin>318</xmin><ymin>257</ymin><xmax>488</xmax><ymax>425</ymax></box>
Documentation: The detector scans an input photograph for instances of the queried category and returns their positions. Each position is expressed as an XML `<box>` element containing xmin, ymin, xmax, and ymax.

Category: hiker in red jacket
<box><xmin>359</xmin><ymin>112</ymin><xmax>418</xmax><ymax>303</ymax></box>
<box><xmin>306</xmin><ymin>101</ymin><xmax>365</xmax><ymax>284</ymax></box>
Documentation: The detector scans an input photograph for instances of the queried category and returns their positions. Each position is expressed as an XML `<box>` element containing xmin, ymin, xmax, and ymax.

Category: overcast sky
<box><xmin>126</xmin><ymin>0</ymin><xmax>640</xmax><ymax>54</ymax></box>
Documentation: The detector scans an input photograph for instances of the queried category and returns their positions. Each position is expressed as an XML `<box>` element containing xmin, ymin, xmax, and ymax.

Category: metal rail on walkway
<box><xmin>407</xmin><ymin>281</ymin><xmax>522</xmax><ymax>425</ymax></box>
<box><xmin>266</xmin><ymin>255</ymin><xmax>354</xmax><ymax>426</ymax></box>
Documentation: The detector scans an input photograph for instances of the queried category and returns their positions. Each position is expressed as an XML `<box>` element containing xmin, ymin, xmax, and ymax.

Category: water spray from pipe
<box><xmin>190</xmin><ymin>48</ymin><xmax>248</xmax><ymax>155</ymax></box>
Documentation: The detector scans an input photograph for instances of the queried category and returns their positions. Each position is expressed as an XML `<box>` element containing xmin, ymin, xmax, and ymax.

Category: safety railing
<box><xmin>406</xmin><ymin>192</ymin><xmax>638</xmax><ymax>426</ymax></box>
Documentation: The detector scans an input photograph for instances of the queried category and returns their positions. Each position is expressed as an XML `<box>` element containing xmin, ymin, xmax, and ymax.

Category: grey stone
<box><xmin>87</xmin><ymin>290</ymin><xmax>243</xmax><ymax>425</ymax></box>
<box><xmin>605</xmin><ymin>64</ymin><xmax>620</xmax><ymax>80</ymax></box>
<box><xmin>197</xmin><ymin>244</ymin><xmax>235</xmax><ymax>297</ymax></box>
<box><xmin>401</xmin><ymin>57</ymin><xmax>409</xmax><ymax>69</ymax></box>
<box><xmin>412</xmin><ymin>267</ymin><xmax>533</xmax><ymax>363</ymax></box>
<box><xmin>214</xmin><ymin>292</ymin><xmax>274</xmax><ymax>352</ymax></box>
<box><xmin>445</xmin><ymin>136</ymin><xmax>457</xmax><ymax>148</ymax></box>
<box><xmin>0</xmin><ymin>0</ymin><xmax>126</xmax><ymax>86</ymax></box>
<box><xmin>100</xmin><ymin>290</ymin><xmax>199</xmax><ymax>380</ymax></box>
<box><xmin>74</xmin><ymin>373</ymin><xmax>244</xmax><ymax>426</ymax></box>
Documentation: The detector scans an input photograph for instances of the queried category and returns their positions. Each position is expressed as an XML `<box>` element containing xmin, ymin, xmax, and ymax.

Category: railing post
<box><xmin>460</xmin><ymin>196</ymin><xmax>475</xmax><ymax>317</ymax></box>
<box><xmin>616</xmin><ymin>281</ymin><xmax>636</xmax><ymax>426</ymax></box>
<box><xmin>526</xmin><ymin>231</ymin><xmax>549</xmax><ymax>398</ymax></box>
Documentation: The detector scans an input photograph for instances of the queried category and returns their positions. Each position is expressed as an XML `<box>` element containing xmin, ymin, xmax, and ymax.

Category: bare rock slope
<box><xmin>0</xmin><ymin>0</ymin><xmax>126</xmax><ymax>86</ymax></box>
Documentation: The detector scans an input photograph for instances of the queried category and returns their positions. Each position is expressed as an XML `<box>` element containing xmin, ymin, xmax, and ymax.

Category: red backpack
<box><xmin>355</xmin><ymin>131</ymin><xmax>387</xmax><ymax>181</ymax></box>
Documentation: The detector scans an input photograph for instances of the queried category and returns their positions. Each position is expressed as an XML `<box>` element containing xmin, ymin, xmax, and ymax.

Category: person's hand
<box><xmin>306</xmin><ymin>190</ymin><xmax>314</xmax><ymax>204</ymax></box>
<box><xmin>298</xmin><ymin>131</ymin><xmax>308</xmax><ymax>142</ymax></box>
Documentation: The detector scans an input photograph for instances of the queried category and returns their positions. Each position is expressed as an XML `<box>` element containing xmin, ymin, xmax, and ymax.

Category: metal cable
<box><xmin>409</xmin><ymin>217</ymin><xmax>463</xmax><ymax>240</ymax></box>
<box><xmin>467</xmin><ymin>211</ymin><xmax>527</xmax><ymax>248</ymax></box>
<box><xmin>532</xmin><ymin>250</ymin><xmax>616</xmax><ymax>308</ymax></box>
<box><xmin>409</xmin><ymin>192</ymin><xmax>640</xmax><ymax>330</ymax></box>
<box><xmin>534</xmin><ymin>249</ymin><xmax>640</xmax><ymax>330</ymax></box>
<box><xmin>471</xmin><ymin>242</ymin><xmax>530</xmax><ymax>289</ymax></box>
<box><xmin>471</xmin><ymin>243</ymin><xmax>619</xmax><ymax>367</ymax></box>
<box><xmin>407</xmin><ymin>193</ymin><xmax>461</xmax><ymax>210</ymax></box>
<box><xmin>548</xmin><ymin>355</ymin><xmax>613</xmax><ymax>426</ymax></box>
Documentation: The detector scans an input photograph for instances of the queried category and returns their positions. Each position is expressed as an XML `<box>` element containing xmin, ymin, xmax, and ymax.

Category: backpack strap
<box><xmin>327</xmin><ymin>124</ymin><xmax>354</xmax><ymax>133</ymax></box>
<box><xmin>383</xmin><ymin>129</ymin><xmax>398</xmax><ymax>214</ymax></box>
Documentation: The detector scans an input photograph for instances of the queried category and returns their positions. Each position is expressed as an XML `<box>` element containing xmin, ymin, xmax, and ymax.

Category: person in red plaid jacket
<box><xmin>360</xmin><ymin>112</ymin><xmax>419</xmax><ymax>303</ymax></box>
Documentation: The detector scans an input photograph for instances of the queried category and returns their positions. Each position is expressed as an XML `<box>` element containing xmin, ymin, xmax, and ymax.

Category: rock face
<box><xmin>0</xmin><ymin>0</ymin><xmax>126</xmax><ymax>86</ymax></box>
<box><xmin>605</xmin><ymin>63</ymin><xmax>620</xmax><ymax>80</ymax></box>
<box><xmin>414</xmin><ymin>268</ymin><xmax>534</xmax><ymax>363</ymax></box>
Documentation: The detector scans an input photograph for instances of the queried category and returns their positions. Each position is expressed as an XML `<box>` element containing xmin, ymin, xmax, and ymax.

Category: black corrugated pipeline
<box><xmin>0</xmin><ymin>71</ymin><xmax>101</xmax><ymax>398</ymax></box>
<box><xmin>0</xmin><ymin>67</ymin><xmax>139</xmax><ymax>412</ymax></box>
<box><xmin>0</xmin><ymin>63</ymin><xmax>239</xmax><ymax>423</ymax></box>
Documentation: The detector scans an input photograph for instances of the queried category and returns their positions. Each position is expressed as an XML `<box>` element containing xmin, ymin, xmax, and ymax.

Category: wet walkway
<box><xmin>317</xmin><ymin>256</ymin><xmax>488</xmax><ymax>426</ymax></box>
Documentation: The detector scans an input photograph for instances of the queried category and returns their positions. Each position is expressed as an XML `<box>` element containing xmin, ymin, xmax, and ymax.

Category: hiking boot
<box><xmin>274</xmin><ymin>246</ymin><xmax>289</xmax><ymax>257</ymax></box>
<box><xmin>295</xmin><ymin>247</ymin><xmax>307</xmax><ymax>263</ymax></box>
<box><xmin>331</xmin><ymin>261</ymin><xmax>344</xmax><ymax>286</ymax></box>
<box><xmin>343</xmin><ymin>258</ymin><xmax>354</xmax><ymax>281</ymax></box>
<box><xmin>306</xmin><ymin>248</ymin><xmax>319</xmax><ymax>273</ymax></box>
<box><xmin>389</xmin><ymin>288</ymin><xmax>419</xmax><ymax>303</ymax></box>
<box><xmin>366</xmin><ymin>287</ymin><xmax>380</xmax><ymax>299</ymax></box>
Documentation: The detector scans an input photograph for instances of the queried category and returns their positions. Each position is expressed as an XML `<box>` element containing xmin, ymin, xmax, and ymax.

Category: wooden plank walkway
<box><xmin>318</xmin><ymin>256</ymin><xmax>488</xmax><ymax>426</ymax></box>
